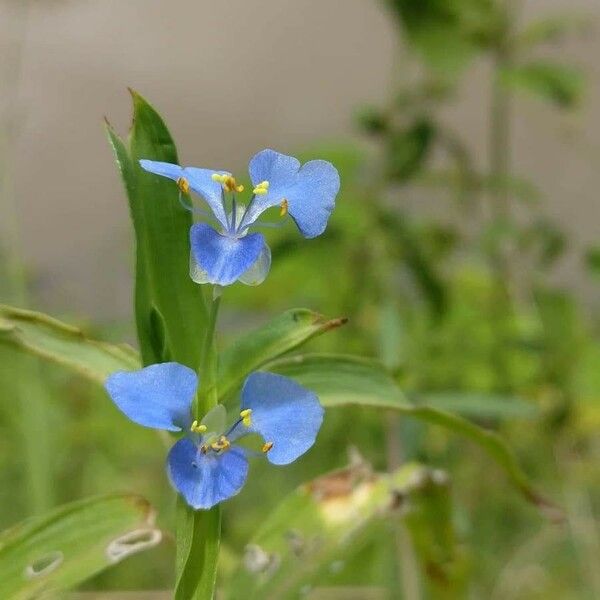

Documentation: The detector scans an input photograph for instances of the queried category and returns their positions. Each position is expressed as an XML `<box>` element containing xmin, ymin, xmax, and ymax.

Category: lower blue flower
<box><xmin>104</xmin><ymin>362</ymin><xmax>324</xmax><ymax>510</ymax></box>
<box><xmin>167</xmin><ymin>438</ymin><xmax>249</xmax><ymax>509</ymax></box>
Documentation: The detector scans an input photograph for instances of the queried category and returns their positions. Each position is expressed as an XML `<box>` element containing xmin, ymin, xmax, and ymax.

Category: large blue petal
<box><xmin>239</xmin><ymin>150</ymin><xmax>299</xmax><ymax>229</ymax></box>
<box><xmin>240</xmin><ymin>372</ymin><xmax>324</xmax><ymax>465</ymax></box>
<box><xmin>167</xmin><ymin>438</ymin><xmax>249</xmax><ymax>509</ymax></box>
<box><xmin>288</xmin><ymin>159</ymin><xmax>340</xmax><ymax>238</ymax></box>
<box><xmin>104</xmin><ymin>363</ymin><xmax>197</xmax><ymax>431</ymax></box>
<box><xmin>189</xmin><ymin>223</ymin><xmax>265</xmax><ymax>286</ymax></box>
<box><xmin>240</xmin><ymin>149</ymin><xmax>340</xmax><ymax>238</ymax></box>
<box><xmin>238</xmin><ymin>242</ymin><xmax>271</xmax><ymax>286</ymax></box>
<box><xmin>139</xmin><ymin>160</ymin><xmax>229</xmax><ymax>229</ymax></box>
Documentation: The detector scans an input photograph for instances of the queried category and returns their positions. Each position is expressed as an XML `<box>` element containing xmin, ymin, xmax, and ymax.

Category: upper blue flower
<box><xmin>104</xmin><ymin>362</ymin><xmax>324</xmax><ymax>510</ymax></box>
<box><xmin>139</xmin><ymin>149</ymin><xmax>340</xmax><ymax>287</ymax></box>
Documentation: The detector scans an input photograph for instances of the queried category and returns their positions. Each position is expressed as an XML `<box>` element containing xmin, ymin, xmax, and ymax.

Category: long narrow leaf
<box><xmin>266</xmin><ymin>353</ymin><xmax>560</xmax><ymax>518</ymax></box>
<box><xmin>218</xmin><ymin>309</ymin><xmax>347</xmax><ymax>400</ymax></box>
<box><xmin>265</xmin><ymin>353</ymin><xmax>410</xmax><ymax>408</ymax></box>
<box><xmin>106</xmin><ymin>90</ymin><xmax>207</xmax><ymax>368</ymax></box>
<box><xmin>223</xmin><ymin>462</ymin><xmax>456</xmax><ymax>599</ymax></box>
<box><xmin>0</xmin><ymin>304</ymin><xmax>140</xmax><ymax>382</ymax></box>
<box><xmin>0</xmin><ymin>494</ymin><xmax>162</xmax><ymax>599</ymax></box>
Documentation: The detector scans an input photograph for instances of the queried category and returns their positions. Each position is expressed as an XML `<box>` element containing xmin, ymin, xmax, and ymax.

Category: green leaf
<box><xmin>383</xmin><ymin>0</ymin><xmax>498</xmax><ymax>75</ymax></box>
<box><xmin>401</xmin><ymin>467</ymin><xmax>468</xmax><ymax>595</ymax></box>
<box><xmin>218</xmin><ymin>309</ymin><xmax>347</xmax><ymax>400</ymax></box>
<box><xmin>402</xmin><ymin>405</ymin><xmax>560</xmax><ymax>518</ymax></box>
<box><xmin>412</xmin><ymin>391</ymin><xmax>538</xmax><ymax>419</ymax></box>
<box><xmin>106</xmin><ymin>90</ymin><xmax>208</xmax><ymax>368</ymax></box>
<box><xmin>585</xmin><ymin>246</ymin><xmax>600</xmax><ymax>278</ymax></box>
<box><xmin>265</xmin><ymin>353</ymin><xmax>410</xmax><ymax>409</ymax></box>
<box><xmin>0</xmin><ymin>304</ymin><xmax>140</xmax><ymax>383</ymax></box>
<box><xmin>386</xmin><ymin>119</ymin><xmax>435</xmax><ymax>182</ymax></box>
<box><xmin>175</xmin><ymin>502</ymin><xmax>220</xmax><ymax>600</ymax></box>
<box><xmin>501</xmin><ymin>61</ymin><xmax>584</xmax><ymax>108</ymax></box>
<box><xmin>376</xmin><ymin>210</ymin><xmax>448</xmax><ymax>317</ymax></box>
<box><xmin>265</xmin><ymin>353</ymin><xmax>559</xmax><ymax>517</ymax></box>
<box><xmin>222</xmin><ymin>461</ymin><xmax>459</xmax><ymax>599</ymax></box>
<box><xmin>516</xmin><ymin>14</ymin><xmax>591</xmax><ymax>49</ymax></box>
<box><xmin>0</xmin><ymin>494</ymin><xmax>161</xmax><ymax>599</ymax></box>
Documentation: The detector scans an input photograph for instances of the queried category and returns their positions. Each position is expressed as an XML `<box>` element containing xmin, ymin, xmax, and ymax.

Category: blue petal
<box><xmin>288</xmin><ymin>160</ymin><xmax>340</xmax><ymax>238</ymax></box>
<box><xmin>139</xmin><ymin>160</ymin><xmax>229</xmax><ymax>229</ymax></box>
<box><xmin>240</xmin><ymin>149</ymin><xmax>340</xmax><ymax>238</ymax></box>
<box><xmin>138</xmin><ymin>160</ymin><xmax>184</xmax><ymax>180</ymax></box>
<box><xmin>167</xmin><ymin>438</ymin><xmax>249</xmax><ymax>509</ymax></box>
<box><xmin>240</xmin><ymin>372</ymin><xmax>324</xmax><ymax>465</ymax></box>
<box><xmin>104</xmin><ymin>363</ymin><xmax>197</xmax><ymax>431</ymax></box>
<box><xmin>189</xmin><ymin>223</ymin><xmax>265</xmax><ymax>286</ymax></box>
<box><xmin>238</xmin><ymin>242</ymin><xmax>271</xmax><ymax>286</ymax></box>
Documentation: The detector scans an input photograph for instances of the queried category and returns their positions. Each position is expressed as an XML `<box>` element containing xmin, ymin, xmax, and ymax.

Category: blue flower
<box><xmin>139</xmin><ymin>149</ymin><xmax>340</xmax><ymax>286</ymax></box>
<box><xmin>104</xmin><ymin>362</ymin><xmax>324</xmax><ymax>510</ymax></box>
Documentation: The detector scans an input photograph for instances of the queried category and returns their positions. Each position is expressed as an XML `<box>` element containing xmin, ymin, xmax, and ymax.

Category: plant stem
<box><xmin>175</xmin><ymin>286</ymin><xmax>222</xmax><ymax>600</ymax></box>
<box><xmin>195</xmin><ymin>286</ymin><xmax>222</xmax><ymax>418</ymax></box>
<box><xmin>489</xmin><ymin>49</ymin><xmax>511</xmax><ymax>224</ymax></box>
<box><xmin>488</xmin><ymin>1</ymin><xmax>518</xmax><ymax>391</ymax></box>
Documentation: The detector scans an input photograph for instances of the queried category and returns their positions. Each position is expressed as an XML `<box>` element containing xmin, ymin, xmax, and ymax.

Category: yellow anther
<box><xmin>240</xmin><ymin>408</ymin><xmax>252</xmax><ymax>427</ymax></box>
<box><xmin>224</xmin><ymin>176</ymin><xmax>240</xmax><ymax>193</ymax></box>
<box><xmin>190</xmin><ymin>420</ymin><xmax>207</xmax><ymax>434</ymax></box>
<box><xmin>210</xmin><ymin>436</ymin><xmax>231</xmax><ymax>452</ymax></box>
<box><xmin>252</xmin><ymin>180</ymin><xmax>270</xmax><ymax>195</ymax></box>
<box><xmin>262</xmin><ymin>441</ymin><xmax>274</xmax><ymax>453</ymax></box>
<box><xmin>177</xmin><ymin>177</ymin><xmax>190</xmax><ymax>194</ymax></box>
<box><xmin>279</xmin><ymin>199</ymin><xmax>289</xmax><ymax>217</ymax></box>
<box><xmin>211</xmin><ymin>173</ymin><xmax>245</xmax><ymax>193</ymax></box>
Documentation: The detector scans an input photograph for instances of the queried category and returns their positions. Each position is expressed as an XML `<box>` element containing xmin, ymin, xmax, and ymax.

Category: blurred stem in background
<box><xmin>350</xmin><ymin>0</ymin><xmax>589</xmax><ymax>593</ymax></box>
<box><xmin>489</xmin><ymin>1</ymin><xmax>516</xmax><ymax>226</ymax></box>
<box><xmin>0</xmin><ymin>0</ymin><xmax>55</xmax><ymax>516</ymax></box>
<box><xmin>488</xmin><ymin>0</ymin><xmax>518</xmax><ymax>392</ymax></box>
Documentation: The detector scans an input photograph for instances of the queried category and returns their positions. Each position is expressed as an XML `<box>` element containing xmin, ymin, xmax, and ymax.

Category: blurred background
<box><xmin>1</xmin><ymin>0</ymin><xmax>599</xmax><ymax>598</ymax></box>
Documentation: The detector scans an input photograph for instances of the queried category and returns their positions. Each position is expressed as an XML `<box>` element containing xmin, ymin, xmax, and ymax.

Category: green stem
<box><xmin>194</xmin><ymin>287</ymin><xmax>222</xmax><ymax>418</ymax></box>
<box><xmin>175</xmin><ymin>286</ymin><xmax>222</xmax><ymax>600</ymax></box>
<box><xmin>488</xmin><ymin>2</ymin><xmax>518</xmax><ymax>392</ymax></box>
<box><xmin>490</xmin><ymin>49</ymin><xmax>511</xmax><ymax>225</ymax></box>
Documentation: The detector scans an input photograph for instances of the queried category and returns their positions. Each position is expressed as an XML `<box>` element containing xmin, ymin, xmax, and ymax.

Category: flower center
<box><xmin>200</xmin><ymin>435</ymin><xmax>231</xmax><ymax>454</ymax></box>
<box><xmin>192</xmin><ymin>408</ymin><xmax>274</xmax><ymax>457</ymax></box>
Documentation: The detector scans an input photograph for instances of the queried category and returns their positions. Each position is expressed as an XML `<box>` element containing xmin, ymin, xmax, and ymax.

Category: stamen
<box><xmin>210</xmin><ymin>436</ymin><xmax>231</xmax><ymax>452</ymax></box>
<box><xmin>212</xmin><ymin>173</ymin><xmax>243</xmax><ymax>193</ymax></box>
<box><xmin>190</xmin><ymin>420</ymin><xmax>207</xmax><ymax>434</ymax></box>
<box><xmin>240</xmin><ymin>408</ymin><xmax>252</xmax><ymax>427</ymax></box>
<box><xmin>279</xmin><ymin>199</ymin><xmax>288</xmax><ymax>217</ymax></box>
<box><xmin>262</xmin><ymin>441</ymin><xmax>274</xmax><ymax>453</ymax></box>
<box><xmin>253</xmin><ymin>180</ymin><xmax>270</xmax><ymax>195</ymax></box>
<box><xmin>177</xmin><ymin>177</ymin><xmax>190</xmax><ymax>194</ymax></box>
